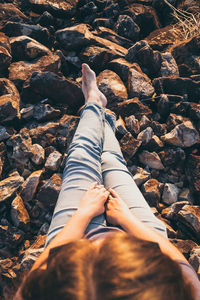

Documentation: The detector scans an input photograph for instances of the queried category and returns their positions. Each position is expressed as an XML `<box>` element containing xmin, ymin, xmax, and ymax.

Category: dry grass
<box><xmin>164</xmin><ymin>0</ymin><xmax>200</xmax><ymax>40</ymax></box>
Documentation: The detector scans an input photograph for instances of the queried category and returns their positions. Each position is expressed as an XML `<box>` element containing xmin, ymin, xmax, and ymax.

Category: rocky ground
<box><xmin>1</xmin><ymin>0</ymin><xmax>200</xmax><ymax>298</ymax></box>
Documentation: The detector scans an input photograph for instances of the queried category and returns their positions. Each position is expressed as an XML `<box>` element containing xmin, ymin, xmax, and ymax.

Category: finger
<box><xmin>89</xmin><ymin>182</ymin><xmax>98</xmax><ymax>189</ymax></box>
<box><xmin>108</xmin><ymin>188</ymin><xmax>119</xmax><ymax>198</ymax></box>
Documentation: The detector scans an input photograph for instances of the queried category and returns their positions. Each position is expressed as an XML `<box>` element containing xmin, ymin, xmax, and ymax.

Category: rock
<box><xmin>29</xmin><ymin>0</ymin><xmax>76</xmax><ymax>17</ymax></box>
<box><xmin>33</xmin><ymin>103</ymin><xmax>61</xmax><ymax>122</ymax></box>
<box><xmin>152</xmin><ymin>0</ymin><xmax>178</xmax><ymax>26</ymax></box>
<box><xmin>146</xmin><ymin>135</ymin><xmax>164</xmax><ymax>152</ymax></box>
<box><xmin>11</xmin><ymin>194</ymin><xmax>30</xmax><ymax>229</ymax></box>
<box><xmin>125</xmin><ymin>115</ymin><xmax>140</xmax><ymax>135</ymax></box>
<box><xmin>0</xmin><ymin>3</ymin><xmax>28</xmax><ymax>27</ymax></box>
<box><xmin>171</xmin><ymin>36</ymin><xmax>200</xmax><ymax>76</ymax></box>
<box><xmin>79</xmin><ymin>1</ymin><xmax>98</xmax><ymax>23</ymax></box>
<box><xmin>139</xmin><ymin>150</ymin><xmax>164</xmax><ymax>170</ymax></box>
<box><xmin>9</xmin><ymin>53</ymin><xmax>61</xmax><ymax>90</ymax></box>
<box><xmin>162</xmin><ymin>201</ymin><xmax>189</xmax><ymax>221</ymax></box>
<box><xmin>125</xmin><ymin>40</ymin><xmax>162</xmax><ymax>76</ymax></box>
<box><xmin>97</xmin><ymin>70</ymin><xmax>128</xmax><ymax>110</ymax></box>
<box><xmin>117</xmin><ymin>98</ymin><xmax>152</xmax><ymax>119</ymax></box>
<box><xmin>93</xmin><ymin>18</ymin><xmax>113</xmax><ymax>29</ymax></box>
<box><xmin>186</xmin><ymin>154</ymin><xmax>200</xmax><ymax>196</ymax></box>
<box><xmin>2</xmin><ymin>22</ymin><xmax>50</xmax><ymax>46</ymax></box>
<box><xmin>115</xmin><ymin>116</ymin><xmax>128</xmax><ymax>139</ymax></box>
<box><xmin>177</xmin><ymin>205</ymin><xmax>200</xmax><ymax>240</ymax></box>
<box><xmin>141</xmin><ymin>179</ymin><xmax>160</xmax><ymax>207</ymax></box>
<box><xmin>179</xmin><ymin>188</ymin><xmax>193</xmax><ymax>204</ymax></box>
<box><xmin>132</xmin><ymin>166</ymin><xmax>150</xmax><ymax>186</ymax></box>
<box><xmin>189</xmin><ymin>103</ymin><xmax>200</xmax><ymax>121</ymax></box>
<box><xmin>115</xmin><ymin>15</ymin><xmax>140</xmax><ymax>42</ymax></box>
<box><xmin>25</xmin><ymin>71</ymin><xmax>84</xmax><ymax>109</ymax></box>
<box><xmin>19</xmin><ymin>248</ymin><xmax>43</xmax><ymax>272</ymax></box>
<box><xmin>151</xmin><ymin>121</ymin><xmax>167</xmax><ymax>137</ymax></box>
<box><xmin>45</xmin><ymin>150</ymin><xmax>62</xmax><ymax>171</ymax></box>
<box><xmin>30</xmin><ymin>144</ymin><xmax>45</xmax><ymax>165</ymax></box>
<box><xmin>108</xmin><ymin>58</ymin><xmax>134</xmax><ymax>85</ymax></box>
<box><xmin>0</xmin><ymin>224</ymin><xmax>25</xmax><ymax>255</ymax></box>
<box><xmin>37</xmin><ymin>11</ymin><xmax>54</xmax><ymax>27</ymax></box>
<box><xmin>0</xmin><ymin>125</ymin><xmax>13</xmax><ymax>141</ymax></box>
<box><xmin>161</xmin><ymin>121</ymin><xmax>199</xmax><ymax>148</ymax></box>
<box><xmin>10</xmin><ymin>36</ymin><xmax>51</xmax><ymax>61</ymax></box>
<box><xmin>0</xmin><ymin>35</ymin><xmax>12</xmax><ymax>75</ymax></box>
<box><xmin>189</xmin><ymin>247</ymin><xmax>200</xmax><ymax>273</ymax></box>
<box><xmin>37</xmin><ymin>173</ymin><xmax>61</xmax><ymax>207</ymax></box>
<box><xmin>0</xmin><ymin>78</ymin><xmax>20</xmax><ymax>124</ymax></box>
<box><xmin>20</xmin><ymin>170</ymin><xmax>43</xmax><ymax>203</ymax></box>
<box><xmin>0</xmin><ymin>142</ymin><xmax>6</xmax><ymax>179</ymax></box>
<box><xmin>127</xmin><ymin>64</ymin><xmax>155</xmax><ymax>99</ymax></box>
<box><xmin>159</xmin><ymin>147</ymin><xmax>186</xmax><ymax>168</ymax></box>
<box><xmin>0</xmin><ymin>172</ymin><xmax>24</xmax><ymax>203</ymax></box>
<box><xmin>137</xmin><ymin>126</ymin><xmax>153</xmax><ymax>145</ymax></box>
<box><xmin>120</xmin><ymin>132</ymin><xmax>141</xmax><ymax>161</ymax></box>
<box><xmin>159</xmin><ymin>52</ymin><xmax>179</xmax><ymax>77</ymax></box>
<box><xmin>139</xmin><ymin>115</ymin><xmax>151</xmax><ymax>130</ymax></box>
<box><xmin>170</xmin><ymin>239</ymin><xmax>198</xmax><ymax>260</ymax></box>
<box><xmin>58</xmin><ymin>114</ymin><xmax>79</xmax><ymax>151</ymax></box>
<box><xmin>20</xmin><ymin>105</ymin><xmax>34</xmax><ymax>120</ymax></box>
<box><xmin>156</xmin><ymin>94</ymin><xmax>170</xmax><ymax>118</ymax></box>
<box><xmin>80</xmin><ymin>45</ymin><xmax>119</xmax><ymax>70</ymax></box>
<box><xmin>56</xmin><ymin>24</ymin><xmax>94</xmax><ymax>51</ymax></box>
<box><xmin>162</xmin><ymin>183</ymin><xmax>180</xmax><ymax>205</ymax></box>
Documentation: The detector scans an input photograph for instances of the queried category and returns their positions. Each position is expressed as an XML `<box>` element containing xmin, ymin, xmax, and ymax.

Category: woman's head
<box><xmin>19</xmin><ymin>232</ymin><xmax>194</xmax><ymax>300</ymax></box>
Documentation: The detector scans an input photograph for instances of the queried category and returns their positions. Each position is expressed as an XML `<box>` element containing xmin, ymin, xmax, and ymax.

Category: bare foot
<box><xmin>81</xmin><ymin>63</ymin><xmax>107</xmax><ymax>108</ymax></box>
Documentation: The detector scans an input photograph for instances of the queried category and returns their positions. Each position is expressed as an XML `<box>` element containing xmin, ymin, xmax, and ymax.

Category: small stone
<box><xmin>161</xmin><ymin>201</ymin><xmax>189</xmax><ymax>221</ymax></box>
<box><xmin>0</xmin><ymin>126</ymin><xmax>13</xmax><ymax>141</ymax></box>
<box><xmin>20</xmin><ymin>170</ymin><xmax>43</xmax><ymax>203</ymax></box>
<box><xmin>170</xmin><ymin>239</ymin><xmax>198</xmax><ymax>260</ymax></box>
<box><xmin>162</xmin><ymin>183</ymin><xmax>180</xmax><ymax>205</ymax></box>
<box><xmin>117</xmin><ymin>98</ymin><xmax>152</xmax><ymax>119</ymax></box>
<box><xmin>20</xmin><ymin>105</ymin><xmax>34</xmax><ymax>120</ymax></box>
<box><xmin>0</xmin><ymin>172</ymin><xmax>24</xmax><ymax>203</ymax></box>
<box><xmin>147</xmin><ymin>135</ymin><xmax>164</xmax><ymax>152</ymax></box>
<box><xmin>139</xmin><ymin>115</ymin><xmax>151</xmax><ymax>130</ymax></box>
<box><xmin>37</xmin><ymin>173</ymin><xmax>61</xmax><ymax>207</ymax></box>
<box><xmin>33</xmin><ymin>103</ymin><xmax>61</xmax><ymax>122</ymax></box>
<box><xmin>177</xmin><ymin>205</ymin><xmax>200</xmax><ymax>240</ymax></box>
<box><xmin>45</xmin><ymin>150</ymin><xmax>62</xmax><ymax>171</ymax></box>
<box><xmin>30</xmin><ymin>144</ymin><xmax>45</xmax><ymax>165</ymax></box>
<box><xmin>115</xmin><ymin>116</ymin><xmax>127</xmax><ymax>139</ymax></box>
<box><xmin>120</xmin><ymin>132</ymin><xmax>141</xmax><ymax>161</ymax></box>
<box><xmin>141</xmin><ymin>179</ymin><xmax>160</xmax><ymax>207</ymax></box>
<box><xmin>186</xmin><ymin>154</ymin><xmax>200</xmax><ymax>196</ymax></box>
<box><xmin>132</xmin><ymin>166</ymin><xmax>151</xmax><ymax>186</ymax></box>
<box><xmin>29</xmin><ymin>0</ymin><xmax>76</xmax><ymax>17</ymax></box>
<box><xmin>139</xmin><ymin>150</ymin><xmax>164</xmax><ymax>170</ymax></box>
<box><xmin>179</xmin><ymin>188</ymin><xmax>193</xmax><ymax>204</ymax></box>
<box><xmin>189</xmin><ymin>247</ymin><xmax>200</xmax><ymax>273</ymax></box>
<box><xmin>125</xmin><ymin>115</ymin><xmax>140</xmax><ymax>135</ymax></box>
<box><xmin>11</xmin><ymin>194</ymin><xmax>30</xmax><ymax>228</ymax></box>
<box><xmin>137</xmin><ymin>126</ymin><xmax>153</xmax><ymax>145</ymax></box>
<box><xmin>161</xmin><ymin>121</ymin><xmax>199</xmax><ymax>148</ymax></box>
<box><xmin>115</xmin><ymin>15</ymin><xmax>140</xmax><ymax>42</ymax></box>
<box><xmin>159</xmin><ymin>52</ymin><xmax>179</xmax><ymax>77</ymax></box>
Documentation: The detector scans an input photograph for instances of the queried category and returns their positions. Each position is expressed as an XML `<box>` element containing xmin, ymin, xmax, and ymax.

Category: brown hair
<box><xmin>19</xmin><ymin>232</ymin><xmax>194</xmax><ymax>300</ymax></box>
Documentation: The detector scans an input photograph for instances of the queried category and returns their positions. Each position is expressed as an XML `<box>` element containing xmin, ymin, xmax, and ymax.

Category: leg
<box><xmin>102</xmin><ymin>113</ymin><xmax>168</xmax><ymax>238</ymax></box>
<box><xmin>45</xmin><ymin>64</ymin><xmax>108</xmax><ymax>247</ymax></box>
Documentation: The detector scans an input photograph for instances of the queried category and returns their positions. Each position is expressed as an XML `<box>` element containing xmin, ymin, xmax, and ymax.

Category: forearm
<box><xmin>120</xmin><ymin>214</ymin><xmax>188</xmax><ymax>263</ymax></box>
<box><xmin>31</xmin><ymin>210</ymin><xmax>91</xmax><ymax>271</ymax></box>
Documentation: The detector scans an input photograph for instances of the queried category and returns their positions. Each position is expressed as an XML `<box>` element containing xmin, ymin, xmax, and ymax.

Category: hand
<box><xmin>78</xmin><ymin>182</ymin><xmax>110</xmax><ymax>219</ymax></box>
<box><xmin>105</xmin><ymin>188</ymin><xmax>132</xmax><ymax>226</ymax></box>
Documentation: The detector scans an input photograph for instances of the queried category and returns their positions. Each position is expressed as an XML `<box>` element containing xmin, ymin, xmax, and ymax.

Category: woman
<box><xmin>14</xmin><ymin>64</ymin><xmax>199</xmax><ymax>300</ymax></box>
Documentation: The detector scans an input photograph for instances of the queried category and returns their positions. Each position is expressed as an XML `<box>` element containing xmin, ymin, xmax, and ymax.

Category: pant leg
<box><xmin>102</xmin><ymin>113</ymin><xmax>168</xmax><ymax>238</ymax></box>
<box><xmin>45</xmin><ymin>103</ymin><xmax>107</xmax><ymax>248</ymax></box>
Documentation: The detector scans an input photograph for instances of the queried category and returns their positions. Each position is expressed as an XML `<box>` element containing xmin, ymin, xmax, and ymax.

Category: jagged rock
<box><xmin>132</xmin><ymin>166</ymin><xmax>150</xmax><ymax>186</ymax></box>
<box><xmin>146</xmin><ymin>135</ymin><xmax>164</xmax><ymax>152</ymax></box>
<box><xmin>93</xmin><ymin>18</ymin><xmax>113</xmax><ymax>29</ymax></box>
<box><xmin>20</xmin><ymin>170</ymin><xmax>43</xmax><ymax>203</ymax></box>
<box><xmin>156</xmin><ymin>94</ymin><xmax>170</xmax><ymax>118</ymax></box>
<box><xmin>58</xmin><ymin>114</ymin><xmax>79</xmax><ymax>151</ymax></box>
<box><xmin>120</xmin><ymin>132</ymin><xmax>141</xmax><ymax>161</ymax></box>
<box><xmin>189</xmin><ymin>103</ymin><xmax>200</xmax><ymax>121</ymax></box>
<box><xmin>125</xmin><ymin>40</ymin><xmax>162</xmax><ymax>76</ymax></box>
<box><xmin>0</xmin><ymin>125</ymin><xmax>13</xmax><ymax>141</ymax></box>
<box><xmin>37</xmin><ymin>173</ymin><xmax>61</xmax><ymax>207</ymax></box>
<box><xmin>37</xmin><ymin>11</ymin><xmax>54</xmax><ymax>27</ymax></box>
<box><xmin>0</xmin><ymin>78</ymin><xmax>20</xmax><ymax>124</ymax></box>
<box><xmin>33</xmin><ymin>103</ymin><xmax>61</xmax><ymax>122</ymax></box>
<box><xmin>97</xmin><ymin>69</ymin><xmax>128</xmax><ymax>110</ymax></box>
<box><xmin>29</xmin><ymin>0</ymin><xmax>76</xmax><ymax>17</ymax></box>
<box><xmin>153</xmin><ymin>76</ymin><xmax>200</xmax><ymax>102</ymax></box>
<box><xmin>0</xmin><ymin>172</ymin><xmax>24</xmax><ymax>203</ymax></box>
<box><xmin>127</xmin><ymin>64</ymin><xmax>155</xmax><ymax>99</ymax></box>
<box><xmin>177</xmin><ymin>205</ymin><xmax>200</xmax><ymax>240</ymax></box>
<box><xmin>19</xmin><ymin>248</ymin><xmax>43</xmax><ymax>272</ymax></box>
<box><xmin>117</xmin><ymin>98</ymin><xmax>152</xmax><ymax>119</ymax></box>
<box><xmin>159</xmin><ymin>52</ymin><xmax>179</xmax><ymax>77</ymax></box>
<box><xmin>0</xmin><ymin>3</ymin><xmax>28</xmax><ymax>27</ymax></box>
<box><xmin>137</xmin><ymin>126</ymin><xmax>153</xmax><ymax>145</ymax></box>
<box><xmin>141</xmin><ymin>179</ymin><xmax>160</xmax><ymax>207</ymax></box>
<box><xmin>45</xmin><ymin>150</ymin><xmax>62</xmax><ymax>171</ymax></box>
<box><xmin>161</xmin><ymin>121</ymin><xmax>199</xmax><ymax>148</ymax></box>
<box><xmin>0</xmin><ymin>34</ymin><xmax>12</xmax><ymax>75</ymax></box>
<box><xmin>80</xmin><ymin>45</ymin><xmax>118</xmax><ymax>69</ymax></box>
<box><xmin>20</xmin><ymin>105</ymin><xmax>34</xmax><ymax>120</ymax></box>
<box><xmin>11</xmin><ymin>194</ymin><xmax>30</xmax><ymax>228</ymax></box>
<box><xmin>189</xmin><ymin>247</ymin><xmax>200</xmax><ymax>273</ymax></box>
<box><xmin>162</xmin><ymin>201</ymin><xmax>189</xmax><ymax>221</ymax></box>
<box><xmin>0</xmin><ymin>142</ymin><xmax>6</xmax><ymax>179</ymax></box>
<box><xmin>108</xmin><ymin>58</ymin><xmax>134</xmax><ymax>85</ymax></box>
<box><xmin>115</xmin><ymin>15</ymin><xmax>140</xmax><ymax>42</ymax></box>
<box><xmin>179</xmin><ymin>188</ymin><xmax>193</xmax><ymax>204</ymax></box>
<box><xmin>139</xmin><ymin>150</ymin><xmax>164</xmax><ymax>170</ymax></box>
<box><xmin>162</xmin><ymin>183</ymin><xmax>180</xmax><ymax>205</ymax></box>
<box><xmin>152</xmin><ymin>0</ymin><xmax>179</xmax><ymax>26</ymax></box>
<box><xmin>159</xmin><ymin>147</ymin><xmax>186</xmax><ymax>168</ymax></box>
<box><xmin>2</xmin><ymin>22</ymin><xmax>50</xmax><ymax>46</ymax></box>
<box><xmin>24</xmin><ymin>71</ymin><xmax>84</xmax><ymax>108</ymax></box>
<box><xmin>125</xmin><ymin>115</ymin><xmax>140</xmax><ymax>135</ymax></box>
<box><xmin>171</xmin><ymin>36</ymin><xmax>200</xmax><ymax>77</ymax></box>
<box><xmin>167</xmin><ymin>112</ymin><xmax>190</xmax><ymax>131</ymax></box>
<box><xmin>139</xmin><ymin>115</ymin><xmax>151</xmax><ymax>130</ymax></box>
<box><xmin>150</xmin><ymin>121</ymin><xmax>167</xmax><ymax>137</ymax></box>
<box><xmin>115</xmin><ymin>116</ymin><xmax>128</xmax><ymax>139</ymax></box>
<box><xmin>10</xmin><ymin>36</ymin><xmax>51</xmax><ymax>61</ymax></box>
<box><xmin>79</xmin><ymin>1</ymin><xmax>98</xmax><ymax>23</ymax></box>
<box><xmin>9</xmin><ymin>53</ymin><xmax>61</xmax><ymax>90</ymax></box>
<box><xmin>186</xmin><ymin>154</ymin><xmax>200</xmax><ymax>196</ymax></box>
<box><xmin>30</xmin><ymin>144</ymin><xmax>45</xmax><ymax>166</ymax></box>
<box><xmin>0</xmin><ymin>224</ymin><xmax>25</xmax><ymax>255</ymax></box>
<box><xmin>29</xmin><ymin>122</ymin><xmax>60</xmax><ymax>148</ymax></box>
<box><xmin>170</xmin><ymin>239</ymin><xmax>198</xmax><ymax>260</ymax></box>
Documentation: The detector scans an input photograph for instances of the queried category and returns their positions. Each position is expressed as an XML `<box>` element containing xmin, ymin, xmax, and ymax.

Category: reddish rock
<box><xmin>9</xmin><ymin>53</ymin><xmax>61</xmax><ymax>90</ymax></box>
<box><xmin>139</xmin><ymin>150</ymin><xmax>164</xmax><ymax>170</ymax></box>
<box><xmin>11</xmin><ymin>194</ymin><xmax>30</xmax><ymax>228</ymax></box>
<box><xmin>37</xmin><ymin>173</ymin><xmax>61</xmax><ymax>207</ymax></box>
<box><xmin>0</xmin><ymin>3</ymin><xmax>28</xmax><ymax>27</ymax></box>
<box><xmin>29</xmin><ymin>0</ymin><xmax>76</xmax><ymax>17</ymax></box>
<box><xmin>186</xmin><ymin>154</ymin><xmax>200</xmax><ymax>196</ymax></box>
<box><xmin>20</xmin><ymin>170</ymin><xmax>43</xmax><ymax>203</ymax></box>
<box><xmin>170</xmin><ymin>239</ymin><xmax>198</xmax><ymax>260</ymax></box>
<box><xmin>117</xmin><ymin>98</ymin><xmax>152</xmax><ymax>119</ymax></box>
<box><xmin>120</xmin><ymin>132</ymin><xmax>141</xmax><ymax>161</ymax></box>
<box><xmin>29</xmin><ymin>122</ymin><xmax>60</xmax><ymax>147</ymax></box>
<box><xmin>146</xmin><ymin>135</ymin><xmax>164</xmax><ymax>152</ymax></box>
<box><xmin>0</xmin><ymin>42</ymin><xmax>12</xmax><ymax>75</ymax></box>
<box><xmin>45</xmin><ymin>150</ymin><xmax>62</xmax><ymax>171</ymax></box>
<box><xmin>0</xmin><ymin>172</ymin><xmax>24</xmax><ymax>203</ymax></box>
<box><xmin>132</xmin><ymin>166</ymin><xmax>150</xmax><ymax>186</ymax></box>
<box><xmin>30</xmin><ymin>144</ymin><xmax>45</xmax><ymax>166</ymax></box>
<box><xmin>189</xmin><ymin>247</ymin><xmax>200</xmax><ymax>273</ymax></box>
<box><xmin>142</xmin><ymin>178</ymin><xmax>161</xmax><ymax>207</ymax></box>
<box><xmin>189</xmin><ymin>103</ymin><xmax>200</xmax><ymax>121</ymax></box>
<box><xmin>159</xmin><ymin>52</ymin><xmax>179</xmax><ymax>77</ymax></box>
<box><xmin>0</xmin><ymin>78</ymin><xmax>20</xmax><ymax>124</ymax></box>
<box><xmin>108</xmin><ymin>58</ymin><xmax>134</xmax><ymax>84</ymax></box>
<box><xmin>115</xmin><ymin>116</ymin><xmax>128</xmax><ymax>139</ymax></box>
<box><xmin>177</xmin><ymin>205</ymin><xmax>200</xmax><ymax>240</ymax></box>
<box><xmin>137</xmin><ymin>126</ymin><xmax>153</xmax><ymax>145</ymax></box>
<box><xmin>125</xmin><ymin>115</ymin><xmax>140</xmax><ymax>135</ymax></box>
<box><xmin>161</xmin><ymin>201</ymin><xmax>189</xmax><ymax>221</ymax></box>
